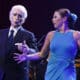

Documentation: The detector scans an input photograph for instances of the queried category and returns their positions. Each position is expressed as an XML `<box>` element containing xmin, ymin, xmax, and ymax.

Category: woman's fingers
<box><xmin>13</xmin><ymin>53</ymin><xmax>27</xmax><ymax>64</ymax></box>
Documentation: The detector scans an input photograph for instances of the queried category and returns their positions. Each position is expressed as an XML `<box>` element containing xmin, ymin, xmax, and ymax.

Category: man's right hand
<box><xmin>15</xmin><ymin>40</ymin><xmax>30</xmax><ymax>53</ymax></box>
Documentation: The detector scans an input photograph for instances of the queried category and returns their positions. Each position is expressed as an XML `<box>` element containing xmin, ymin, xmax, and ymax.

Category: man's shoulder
<box><xmin>0</xmin><ymin>28</ymin><xmax>9</xmax><ymax>31</ymax></box>
<box><xmin>21</xmin><ymin>28</ymin><xmax>34</xmax><ymax>36</ymax></box>
<box><xmin>0</xmin><ymin>28</ymin><xmax>9</xmax><ymax>33</ymax></box>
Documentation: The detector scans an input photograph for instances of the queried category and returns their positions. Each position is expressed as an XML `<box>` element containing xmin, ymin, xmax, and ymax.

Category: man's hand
<box><xmin>15</xmin><ymin>40</ymin><xmax>30</xmax><ymax>53</ymax></box>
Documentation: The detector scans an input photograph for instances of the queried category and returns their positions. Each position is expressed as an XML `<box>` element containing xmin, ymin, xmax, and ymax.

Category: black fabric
<box><xmin>8</xmin><ymin>30</ymin><xmax>14</xmax><ymax>43</ymax></box>
<box><xmin>0</xmin><ymin>28</ymin><xmax>38</xmax><ymax>80</ymax></box>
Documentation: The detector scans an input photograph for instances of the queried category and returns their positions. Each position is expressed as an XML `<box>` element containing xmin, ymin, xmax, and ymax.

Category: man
<box><xmin>0</xmin><ymin>5</ymin><xmax>37</xmax><ymax>80</ymax></box>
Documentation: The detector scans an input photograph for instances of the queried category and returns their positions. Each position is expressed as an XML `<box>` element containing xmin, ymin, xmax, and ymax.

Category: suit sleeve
<box><xmin>25</xmin><ymin>32</ymin><xmax>38</xmax><ymax>52</ymax></box>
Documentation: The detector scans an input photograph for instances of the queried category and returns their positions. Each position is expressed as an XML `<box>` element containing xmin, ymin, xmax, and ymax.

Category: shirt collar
<box><xmin>9</xmin><ymin>26</ymin><xmax>22</xmax><ymax>32</ymax></box>
<box><xmin>8</xmin><ymin>26</ymin><xmax>23</xmax><ymax>37</ymax></box>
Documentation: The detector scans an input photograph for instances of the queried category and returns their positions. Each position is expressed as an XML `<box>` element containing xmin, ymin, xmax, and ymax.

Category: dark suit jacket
<box><xmin>0</xmin><ymin>27</ymin><xmax>37</xmax><ymax>80</ymax></box>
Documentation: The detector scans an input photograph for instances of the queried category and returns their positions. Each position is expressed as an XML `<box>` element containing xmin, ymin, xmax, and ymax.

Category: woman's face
<box><xmin>52</xmin><ymin>11</ymin><xmax>64</xmax><ymax>29</ymax></box>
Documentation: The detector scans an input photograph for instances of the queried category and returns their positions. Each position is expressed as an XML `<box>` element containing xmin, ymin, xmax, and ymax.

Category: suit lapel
<box><xmin>14</xmin><ymin>28</ymin><xmax>24</xmax><ymax>43</ymax></box>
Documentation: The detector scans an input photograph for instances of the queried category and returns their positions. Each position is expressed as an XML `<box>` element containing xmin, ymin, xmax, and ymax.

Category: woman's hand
<box><xmin>13</xmin><ymin>53</ymin><xmax>27</xmax><ymax>64</ymax></box>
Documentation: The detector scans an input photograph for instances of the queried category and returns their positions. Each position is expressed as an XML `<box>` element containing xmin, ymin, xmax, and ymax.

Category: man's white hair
<box><xmin>10</xmin><ymin>5</ymin><xmax>28</xmax><ymax>19</ymax></box>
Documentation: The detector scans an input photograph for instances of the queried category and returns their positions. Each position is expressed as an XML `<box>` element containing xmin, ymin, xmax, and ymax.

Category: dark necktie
<box><xmin>8</xmin><ymin>30</ymin><xmax>14</xmax><ymax>43</ymax></box>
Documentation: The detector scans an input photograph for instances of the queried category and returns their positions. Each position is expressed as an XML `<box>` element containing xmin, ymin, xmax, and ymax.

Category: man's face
<box><xmin>10</xmin><ymin>9</ymin><xmax>25</xmax><ymax>27</ymax></box>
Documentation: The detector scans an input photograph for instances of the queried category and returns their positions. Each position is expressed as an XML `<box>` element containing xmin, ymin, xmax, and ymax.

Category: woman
<box><xmin>14</xmin><ymin>8</ymin><xmax>80</xmax><ymax>80</ymax></box>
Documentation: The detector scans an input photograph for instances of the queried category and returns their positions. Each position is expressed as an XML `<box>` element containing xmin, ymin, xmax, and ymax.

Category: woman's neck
<box><xmin>58</xmin><ymin>24</ymin><xmax>70</xmax><ymax>33</ymax></box>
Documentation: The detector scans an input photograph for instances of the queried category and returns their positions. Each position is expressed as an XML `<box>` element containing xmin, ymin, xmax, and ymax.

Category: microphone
<box><xmin>37</xmin><ymin>35</ymin><xmax>46</xmax><ymax>47</ymax></box>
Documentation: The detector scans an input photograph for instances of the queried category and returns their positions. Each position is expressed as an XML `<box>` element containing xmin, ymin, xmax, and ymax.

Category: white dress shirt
<box><xmin>8</xmin><ymin>26</ymin><xmax>22</xmax><ymax>37</ymax></box>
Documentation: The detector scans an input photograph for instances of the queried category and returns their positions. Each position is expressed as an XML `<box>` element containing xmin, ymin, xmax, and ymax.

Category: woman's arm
<box><xmin>13</xmin><ymin>31</ymin><xmax>54</xmax><ymax>63</ymax></box>
<box><xmin>73</xmin><ymin>31</ymin><xmax>80</xmax><ymax>63</ymax></box>
<box><xmin>73</xmin><ymin>31</ymin><xmax>80</xmax><ymax>47</ymax></box>
<box><xmin>26</xmin><ymin>31</ymin><xmax>54</xmax><ymax>58</ymax></box>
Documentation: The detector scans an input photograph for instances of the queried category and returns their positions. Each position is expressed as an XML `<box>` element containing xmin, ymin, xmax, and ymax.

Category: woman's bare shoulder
<box><xmin>46</xmin><ymin>31</ymin><xmax>55</xmax><ymax>41</ymax></box>
<box><xmin>70</xmin><ymin>30</ymin><xmax>80</xmax><ymax>40</ymax></box>
<box><xmin>47</xmin><ymin>31</ymin><xmax>55</xmax><ymax>36</ymax></box>
<box><xmin>72</xmin><ymin>30</ymin><xmax>80</xmax><ymax>36</ymax></box>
